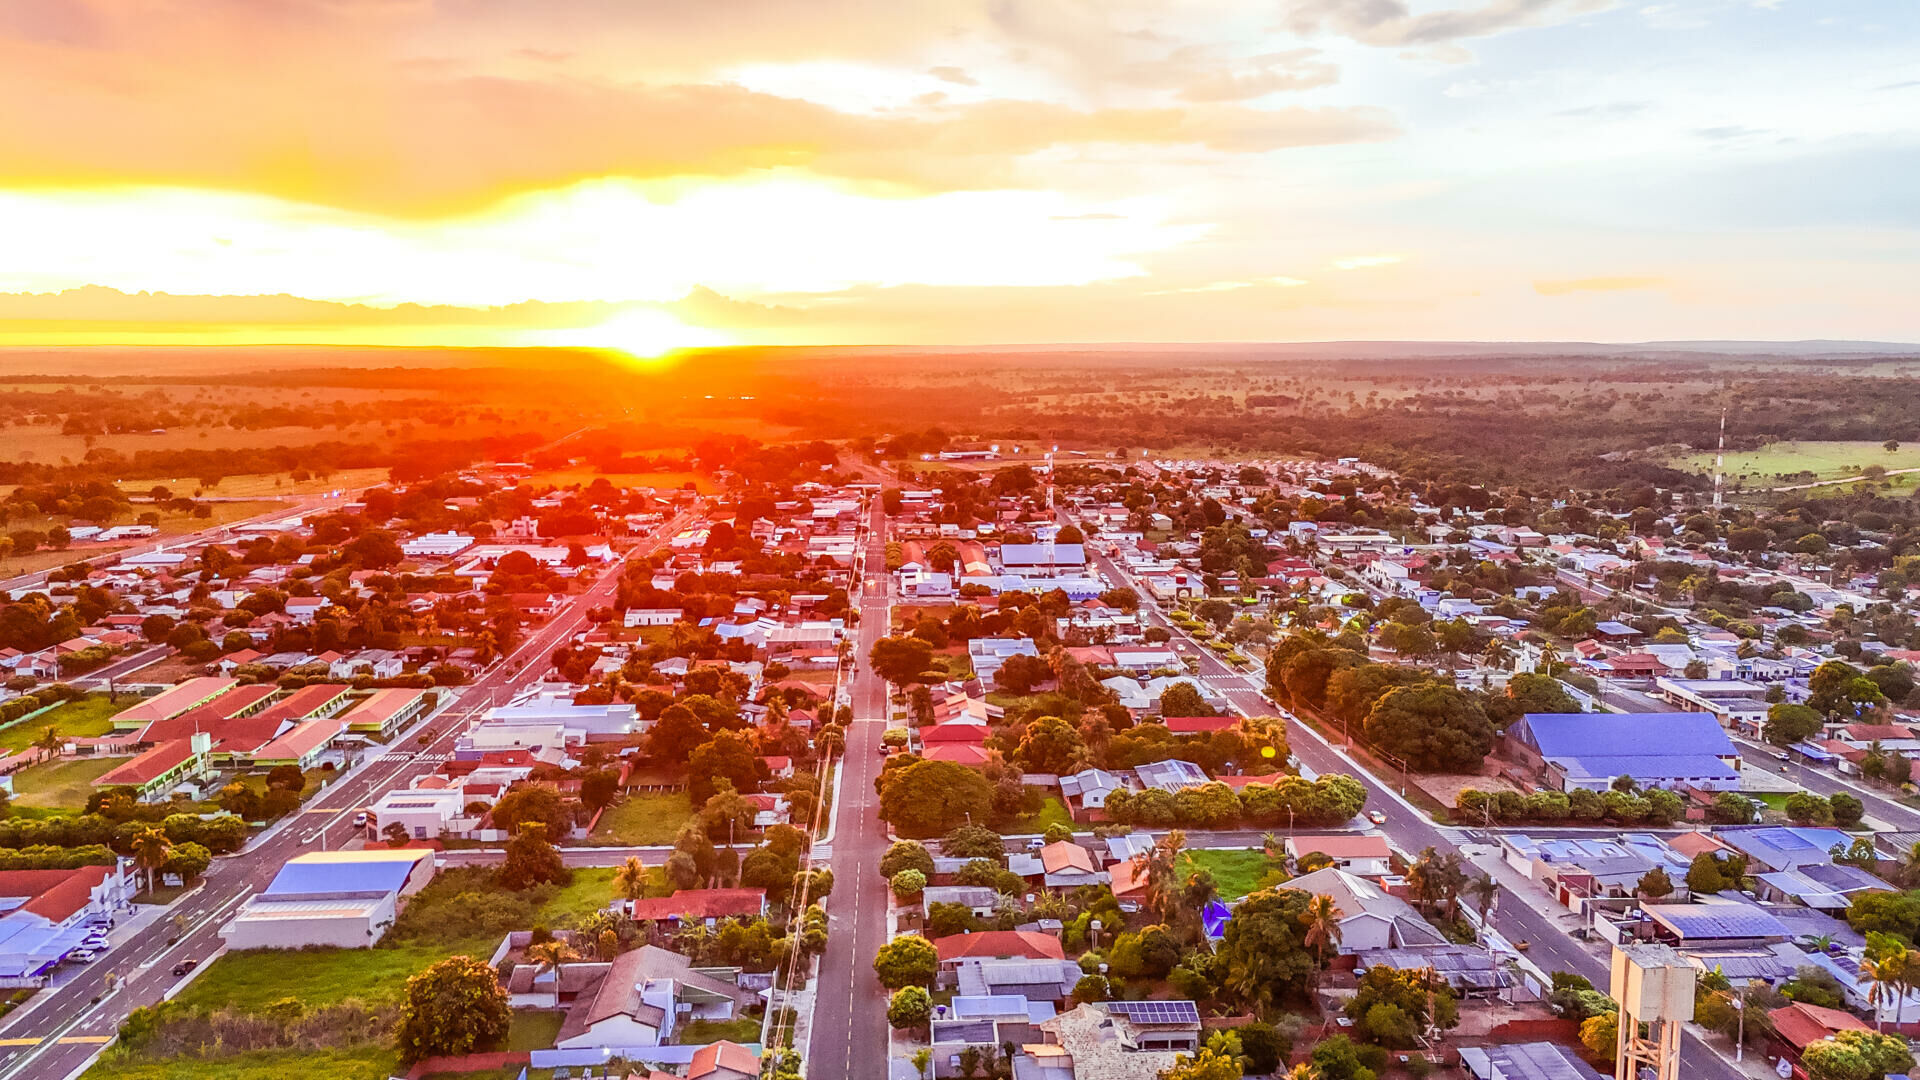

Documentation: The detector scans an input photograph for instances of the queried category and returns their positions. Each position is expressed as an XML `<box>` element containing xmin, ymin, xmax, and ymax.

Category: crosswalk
<box><xmin>375</xmin><ymin>751</ymin><xmax>451</xmax><ymax>764</ymax></box>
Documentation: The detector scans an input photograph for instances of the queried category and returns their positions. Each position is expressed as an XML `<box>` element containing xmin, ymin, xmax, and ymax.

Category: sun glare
<box><xmin>527</xmin><ymin>308</ymin><xmax>734</xmax><ymax>359</ymax></box>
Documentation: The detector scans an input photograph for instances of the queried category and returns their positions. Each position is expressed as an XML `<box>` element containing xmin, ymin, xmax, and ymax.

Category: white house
<box><xmin>624</xmin><ymin>607</ymin><xmax>685</xmax><ymax>628</ymax></box>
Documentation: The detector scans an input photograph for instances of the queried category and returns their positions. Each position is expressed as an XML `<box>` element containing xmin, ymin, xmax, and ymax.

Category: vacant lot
<box><xmin>1179</xmin><ymin>848</ymin><xmax>1273</xmax><ymax>900</ymax></box>
<box><xmin>84</xmin><ymin>1046</ymin><xmax>400</xmax><ymax>1080</ymax></box>
<box><xmin>0</xmin><ymin>694</ymin><xmax>132</xmax><ymax>753</ymax></box>
<box><xmin>1001</xmin><ymin>796</ymin><xmax>1073</xmax><ymax>837</ymax></box>
<box><xmin>1670</xmin><ymin>440</ymin><xmax>1920</xmax><ymax>486</ymax></box>
<box><xmin>588</xmin><ymin>791</ymin><xmax>693</xmax><ymax>845</ymax></box>
<box><xmin>12</xmin><ymin>755</ymin><xmax>123</xmax><ymax>810</ymax></box>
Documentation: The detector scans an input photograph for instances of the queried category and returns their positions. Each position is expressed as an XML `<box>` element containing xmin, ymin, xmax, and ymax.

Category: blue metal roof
<box><xmin>1648</xmin><ymin>903</ymin><xmax>1790</xmax><ymax>940</ymax></box>
<box><xmin>1514</xmin><ymin>713</ymin><xmax>1738</xmax><ymax>759</ymax></box>
<box><xmin>263</xmin><ymin>853</ymin><xmax>422</xmax><ymax>899</ymax></box>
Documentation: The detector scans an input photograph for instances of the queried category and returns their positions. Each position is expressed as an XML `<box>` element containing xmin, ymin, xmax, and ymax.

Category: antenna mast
<box><xmin>1712</xmin><ymin>409</ymin><xmax>1726</xmax><ymax>511</ymax></box>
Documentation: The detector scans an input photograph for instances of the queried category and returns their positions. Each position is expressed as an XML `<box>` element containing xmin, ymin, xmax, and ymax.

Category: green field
<box><xmin>1671</xmin><ymin>440</ymin><xmax>1920</xmax><ymax>488</ymax></box>
<box><xmin>0</xmin><ymin>694</ymin><xmax>132</xmax><ymax>752</ymax></box>
<box><xmin>588</xmin><ymin>791</ymin><xmax>693</xmax><ymax>845</ymax></box>
<box><xmin>11</xmin><ymin>755</ymin><xmax>124</xmax><ymax>809</ymax></box>
<box><xmin>85</xmin><ymin>1046</ymin><xmax>400</xmax><ymax>1080</ymax></box>
<box><xmin>676</xmin><ymin>1016</ymin><xmax>763</xmax><ymax>1044</ymax></box>
<box><xmin>1179</xmin><ymin>848</ymin><xmax>1272</xmax><ymax>900</ymax></box>
<box><xmin>173</xmin><ymin>942</ymin><xmax>480</xmax><ymax>1012</ymax></box>
<box><xmin>507</xmin><ymin>1009</ymin><xmax>566</xmax><ymax>1051</ymax></box>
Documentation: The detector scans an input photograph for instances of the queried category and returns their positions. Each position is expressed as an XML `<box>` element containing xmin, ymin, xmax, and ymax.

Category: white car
<box><xmin>68</xmin><ymin>949</ymin><xmax>98</xmax><ymax>964</ymax></box>
<box><xmin>1367</xmin><ymin>810</ymin><xmax>1388</xmax><ymax>825</ymax></box>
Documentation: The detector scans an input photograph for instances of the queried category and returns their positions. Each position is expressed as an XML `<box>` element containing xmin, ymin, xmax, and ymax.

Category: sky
<box><xmin>0</xmin><ymin>0</ymin><xmax>1915</xmax><ymax>354</ymax></box>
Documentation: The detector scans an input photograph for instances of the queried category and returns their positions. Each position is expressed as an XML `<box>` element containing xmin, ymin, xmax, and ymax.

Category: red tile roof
<box><xmin>1769</xmin><ymin>1002</ymin><xmax>1869</xmax><ymax>1051</ymax></box>
<box><xmin>689</xmin><ymin>1041</ymin><xmax>759</xmax><ymax>1080</ymax></box>
<box><xmin>0</xmin><ymin>866</ymin><xmax>112</xmax><ymax>922</ymax></box>
<box><xmin>922</xmin><ymin>743</ymin><xmax>992</xmax><ymax>767</ymax></box>
<box><xmin>921</xmin><ymin>722</ymin><xmax>990</xmax><ymax>744</ymax></box>
<box><xmin>628</xmin><ymin>888</ymin><xmax>766</xmax><ymax>922</ymax></box>
<box><xmin>1164</xmin><ymin>716</ymin><xmax>1236</xmax><ymax>734</ymax></box>
<box><xmin>933</xmin><ymin>930</ymin><xmax>1065</xmax><ymax>963</ymax></box>
<box><xmin>94</xmin><ymin>738</ymin><xmax>201</xmax><ymax>787</ymax></box>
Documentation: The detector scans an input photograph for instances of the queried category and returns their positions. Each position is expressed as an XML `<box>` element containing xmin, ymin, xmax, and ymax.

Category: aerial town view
<box><xmin>1</xmin><ymin>4</ymin><xmax>1917</xmax><ymax>1080</ymax></box>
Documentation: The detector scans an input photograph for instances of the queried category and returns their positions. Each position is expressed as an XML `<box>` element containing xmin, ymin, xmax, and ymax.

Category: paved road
<box><xmin>1078</xmin><ymin>538</ymin><xmax>1748</xmax><ymax>1080</ymax></box>
<box><xmin>807</xmin><ymin>502</ymin><xmax>892</xmax><ymax>1080</ymax></box>
<box><xmin>0</xmin><ymin>513</ymin><xmax>689</xmax><ymax>1080</ymax></box>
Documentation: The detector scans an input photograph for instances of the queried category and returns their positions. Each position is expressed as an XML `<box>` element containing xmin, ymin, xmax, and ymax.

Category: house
<box><xmin>1060</xmin><ymin>769</ymin><xmax>1131</xmax><ymax>814</ymax></box>
<box><xmin>1037</xmin><ymin>843</ymin><xmax>1102</xmax><ymax>889</ymax></box>
<box><xmin>1287</xmin><ymin>835</ymin><xmax>1392</xmax><ymax>877</ymax></box>
<box><xmin>1642</xmin><ymin>898</ymin><xmax>1792</xmax><ymax>949</ymax></box>
<box><xmin>624</xmin><ymin>608</ymin><xmax>685</xmax><ymax>628</ymax></box>
<box><xmin>1162</xmin><ymin>716</ymin><xmax>1235</xmax><ymax>735</ymax></box>
<box><xmin>955</xmin><ymin>958</ymin><xmax>1081</xmax><ymax>1002</ymax></box>
<box><xmin>371</xmin><ymin>785</ymin><xmax>469</xmax><ymax>840</ymax></box>
<box><xmin>1279</xmin><ymin>866</ymin><xmax>1447</xmax><ymax>952</ymax></box>
<box><xmin>922</xmin><ymin>886</ymin><xmax>1000</xmax><ymax>919</ymax></box>
<box><xmin>1132</xmin><ymin>759</ymin><xmax>1210</xmax><ymax>793</ymax></box>
<box><xmin>1459</xmin><ymin>1043</ymin><xmax>1606</xmax><ymax>1080</ymax></box>
<box><xmin>931</xmin><ymin>996</ymin><xmax>1054</xmax><ymax>1077</ymax></box>
<box><xmin>1754</xmin><ymin>862</ymin><xmax>1890</xmax><ymax>911</ymax></box>
<box><xmin>554</xmin><ymin>946</ymin><xmax>757</xmax><ymax>1049</ymax></box>
<box><xmin>625</xmin><ymin>888</ymin><xmax>767</xmax><ymax>929</ymax></box>
<box><xmin>1767</xmin><ymin>1002</ymin><xmax>1872</xmax><ymax>1076</ymax></box>
<box><xmin>970</xmin><ymin>638</ymin><xmax>1040</xmax><ymax>684</ymax></box>
<box><xmin>934</xmin><ymin>932</ymin><xmax>1065</xmax><ymax>988</ymax></box>
<box><xmin>688</xmin><ymin>1041</ymin><xmax>761</xmax><ymax>1080</ymax></box>
<box><xmin>0</xmin><ymin>865</ymin><xmax>133</xmax><ymax>984</ymax></box>
<box><xmin>1504</xmin><ymin>712</ymin><xmax>1741</xmax><ymax>792</ymax></box>
<box><xmin>1715</xmin><ymin>826</ymin><xmax>1855</xmax><ymax>873</ymax></box>
<box><xmin>1028</xmin><ymin>1001</ymin><xmax>1202</xmax><ymax>1080</ymax></box>
<box><xmin>221</xmin><ymin>848</ymin><xmax>434</xmax><ymax>949</ymax></box>
<box><xmin>1799</xmin><ymin>949</ymin><xmax>1920</xmax><ymax>1025</ymax></box>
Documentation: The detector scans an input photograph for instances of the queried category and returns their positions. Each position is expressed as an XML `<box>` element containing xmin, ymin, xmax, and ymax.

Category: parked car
<box><xmin>68</xmin><ymin>950</ymin><xmax>97</xmax><ymax>963</ymax></box>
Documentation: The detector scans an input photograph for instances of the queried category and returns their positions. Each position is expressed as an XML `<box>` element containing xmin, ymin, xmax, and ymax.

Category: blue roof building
<box><xmin>1507</xmin><ymin>712</ymin><xmax>1741</xmax><ymax>792</ymax></box>
<box><xmin>1715</xmin><ymin>825</ymin><xmax>1855</xmax><ymax>873</ymax></box>
<box><xmin>223</xmin><ymin>848</ymin><xmax>434</xmax><ymax>950</ymax></box>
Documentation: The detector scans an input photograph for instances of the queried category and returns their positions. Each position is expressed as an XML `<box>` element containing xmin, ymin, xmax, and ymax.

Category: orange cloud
<box><xmin>1532</xmin><ymin>275</ymin><xmax>1664</xmax><ymax>296</ymax></box>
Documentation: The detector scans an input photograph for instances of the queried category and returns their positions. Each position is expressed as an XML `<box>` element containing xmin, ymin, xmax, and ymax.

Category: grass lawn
<box><xmin>85</xmin><ymin>1046</ymin><xmax>400</xmax><ymax>1080</ymax></box>
<box><xmin>588</xmin><ymin>791</ymin><xmax>692</xmax><ymax>845</ymax></box>
<box><xmin>1179</xmin><ymin>849</ymin><xmax>1273</xmax><ymax>900</ymax></box>
<box><xmin>507</xmin><ymin>1009</ymin><xmax>566</xmax><ymax>1052</ymax></box>
<box><xmin>676</xmin><ymin>1016</ymin><xmax>762</xmax><ymax>1044</ymax></box>
<box><xmin>1671</xmin><ymin>440</ymin><xmax>1920</xmax><ymax>486</ymax></box>
<box><xmin>539</xmin><ymin>868</ymin><xmax>620</xmax><ymax>925</ymax></box>
<box><xmin>1753</xmin><ymin>793</ymin><xmax>1792</xmax><ymax>811</ymax></box>
<box><xmin>0</xmin><ymin>694</ymin><xmax>133</xmax><ymax>752</ymax></box>
<box><xmin>173</xmin><ymin>942</ymin><xmax>489</xmax><ymax>1012</ymax></box>
<box><xmin>11</xmin><ymin>755</ymin><xmax>124</xmax><ymax>810</ymax></box>
<box><xmin>1002</xmin><ymin>797</ymin><xmax>1073</xmax><ymax>836</ymax></box>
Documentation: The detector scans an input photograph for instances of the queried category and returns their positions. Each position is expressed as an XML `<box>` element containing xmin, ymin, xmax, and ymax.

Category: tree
<box><xmin>877</xmin><ymin>759</ymin><xmax>995</xmax><ymax>838</ymax></box>
<box><xmin>1832</xmin><ymin>792</ymin><xmax>1866</xmax><ymax>829</ymax></box>
<box><xmin>1301</xmin><ymin>893</ymin><xmax>1343</xmax><ymax>981</ymax></box>
<box><xmin>1803</xmin><ymin>1030</ymin><xmax>1914</xmax><ymax>1080</ymax></box>
<box><xmin>1636</xmin><ymin>867</ymin><xmax>1673</xmax><ymax>899</ymax></box>
<box><xmin>891</xmin><ymin>869</ymin><xmax>927</xmax><ymax>899</ymax></box>
<box><xmin>1155</xmin><ymin>1047</ymin><xmax>1242</xmax><ymax>1080</ymax></box>
<box><xmin>489</xmin><ymin>785</ymin><xmax>570</xmax><ymax>839</ymax></box>
<box><xmin>395</xmin><ymin>954</ymin><xmax>512</xmax><ymax>1064</ymax></box>
<box><xmin>613</xmin><ymin>855</ymin><xmax>649</xmax><ymax>902</ymax></box>
<box><xmin>1306</xmin><ymin>1034</ymin><xmax>1386</xmax><ymax>1080</ymax></box>
<box><xmin>1579</xmin><ymin>1011</ymin><xmax>1618</xmax><ymax>1062</ymax></box>
<box><xmin>1015</xmin><ymin>715</ymin><xmax>1086</xmax><ymax>775</ymax></box>
<box><xmin>160</xmin><ymin>841</ymin><xmax>211</xmax><ymax>884</ymax></box>
<box><xmin>943</xmin><ymin>824</ymin><xmax>1006</xmax><ymax>859</ymax></box>
<box><xmin>130</xmin><ymin>827</ymin><xmax>172</xmax><ymax>894</ymax></box>
<box><xmin>527</xmin><ymin>939</ymin><xmax>579</xmax><ymax>983</ymax></box>
<box><xmin>1215</xmin><ymin>888</ymin><xmax>1316</xmax><ymax>1014</ymax></box>
<box><xmin>880</xmin><ymin>839</ymin><xmax>935</xmax><ymax>879</ymax></box>
<box><xmin>889</xmin><ymin>985</ymin><xmax>933</xmax><ymax>1030</ymax></box>
<box><xmin>648</xmin><ymin>703</ymin><xmax>708</xmax><ymax>764</ymax></box>
<box><xmin>1072</xmin><ymin>974</ymin><xmax>1111</xmax><ymax>1003</ymax></box>
<box><xmin>1159</xmin><ymin>681</ymin><xmax>1216</xmax><ymax>718</ymax></box>
<box><xmin>1708</xmin><ymin>791</ymin><xmax>1756</xmax><ymax>825</ymax></box>
<box><xmin>1362</xmin><ymin>683</ymin><xmax>1494</xmax><ymax>772</ymax></box>
<box><xmin>1786</xmin><ymin>792</ymin><xmax>1833</xmax><ymax>826</ymax></box>
<box><xmin>686</xmin><ymin>730</ymin><xmax>767</xmax><ymax>805</ymax></box>
<box><xmin>33</xmin><ymin>725</ymin><xmax>64</xmax><ymax>763</ymax></box>
<box><xmin>580</xmin><ymin>768</ymin><xmax>621</xmax><ymax>813</ymax></box>
<box><xmin>1765</xmin><ymin>703</ymin><xmax>1825</xmax><ymax>747</ymax></box>
<box><xmin>872</xmin><ymin>934</ymin><xmax>938</xmax><ymax>988</ymax></box>
<box><xmin>870</xmin><ymin>636</ymin><xmax>938</xmax><ymax>685</ymax></box>
<box><xmin>1142</xmin><ymin>830</ymin><xmax>1188</xmax><ymax>926</ymax></box>
<box><xmin>499</xmin><ymin>822</ymin><xmax>571</xmax><ymax>890</ymax></box>
<box><xmin>384</xmin><ymin>822</ymin><xmax>411</xmax><ymax>847</ymax></box>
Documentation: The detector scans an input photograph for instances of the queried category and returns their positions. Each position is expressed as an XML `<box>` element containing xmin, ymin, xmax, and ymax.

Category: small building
<box><xmin>0</xmin><ymin>865</ymin><xmax>132</xmax><ymax>984</ymax></box>
<box><xmin>1716</xmin><ymin>826</ymin><xmax>1855</xmax><ymax>873</ymax></box>
<box><xmin>624</xmin><ymin>608</ymin><xmax>685</xmax><ymax>628</ymax></box>
<box><xmin>1037</xmin><ymin>842</ymin><xmax>1103</xmax><ymax>889</ymax></box>
<box><xmin>1459</xmin><ymin>1042</ymin><xmax>1606</xmax><ymax>1080</ymax></box>
<box><xmin>1287</xmin><ymin>835</ymin><xmax>1392</xmax><ymax>877</ymax></box>
<box><xmin>221</xmin><ymin>848</ymin><xmax>434</xmax><ymax>949</ymax></box>
<box><xmin>93</xmin><ymin>732</ymin><xmax>213</xmax><ymax>801</ymax></box>
<box><xmin>371</xmin><ymin>786</ymin><xmax>469</xmax><ymax>840</ymax></box>
<box><xmin>554</xmin><ymin>946</ymin><xmax>757</xmax><ymax>1049</ymax></box>
<box><xmin>625</xmin><ymin>888</ymin><xmax>767</xmax><ymax>930</ymax></box>
<box><xmin>340</xmin><ymin>688</ymin><xmax>431</xmax><ymax>736</ymax></box>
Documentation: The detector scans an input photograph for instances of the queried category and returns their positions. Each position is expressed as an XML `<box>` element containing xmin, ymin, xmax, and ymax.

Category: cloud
<box><xmin>1280</xmin><ymin>0</ymin><xmax>1617</xmax><ymax>47</ymax></box>
<box><xmin>1694</xmin><ymin>124</ymin><xmax>1768</xmax><ymax>140</ymax></box>
<box><xmin>1172</xmin><ymin>49</ymin><xmax>1340</xmax><ymax>102</ymax></box>
<box><xmin>1333</xmin><ymin>254</ymin><xmax>1402</xmax><ymax>270</ymax></box>
<box><xmin>927</xmin><ymin>65</ymin><xmax>977</xmax><ymax>86</ymax></box>
<box><xmin>1532</xmin><ymin>275</ymin><xmax>1663</xmax><ymax>295</ymax></box>
<box><xmin>1554</xmin><ymin>101</ymin><xmax>1647</xmax><ymax>117</ymax></box>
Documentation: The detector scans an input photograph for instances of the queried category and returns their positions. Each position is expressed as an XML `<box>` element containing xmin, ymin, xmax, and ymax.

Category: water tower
<box><xmin>1609</xmin><ymin>943</ymin><xmax>1694</xmax><ymax>1080</ymax></box>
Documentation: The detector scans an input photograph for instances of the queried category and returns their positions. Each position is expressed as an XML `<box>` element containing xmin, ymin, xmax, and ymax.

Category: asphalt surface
<box><xmin>0</xmin><ymin>510</ymin><xmax>691</xmax><ymax>1080</ymax></box>
<box><xmin>806</xmin><ymin>503</ymin><xmax>893</xmax><ymax>1080</ymax></box>
<box><xmin>1078</xmin><ymin>540</ymin><xmax>1748</xmax><ymax>1080</ymax></box>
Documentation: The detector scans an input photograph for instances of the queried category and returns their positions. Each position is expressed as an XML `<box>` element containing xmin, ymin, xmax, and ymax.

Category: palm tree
<box><xmin>527</xmin><ymin>940</ymin><xmax>580</xmax><ymax>987</ymax></box>
<box><xmin>1300</xmin><ymin>893</ymin><xmax>1343</xmax><ymax>983</ymax></box>
<box><xmin>1481</xmin><ymin>638</ymin><xmax>1511</xmax><ymax>671</ymax></box>
<box><xmin>1470</xmin><ymin>873</ymin><xmax>1499</xmax><ymax>921</ymax></box>
<box><xmin>1536</xmin><ymin>642</ymin><xmax>1561</xmax><ymax>674</ymax></box>
<box><xmin>130</xmin><ymin>827</ymin><xmax>173</xmax><ymax>895</ymax></box>
<box><xmin>613</xmin><ymin>856</ymin><xmax>649</xmax><ymax>904</ymax></box>
<box><xmin>1260</xmin><ymin>832</ymin><xmax>1283</xmax><ymax>860</ymax></box>
<box><xmin>1862</xmin><ymin>947</ymin><xmax>1904</xmax><ymax>1031</ymax></box>
<box><xmin>33</xmin><ymin>726</ymin><xmax>64</xmax><ymax>764</ymax></box>
<box><xmin>1142</xmin><ymin>830</ymin><xmax>1187</xmax><ymax>926</ymax></box>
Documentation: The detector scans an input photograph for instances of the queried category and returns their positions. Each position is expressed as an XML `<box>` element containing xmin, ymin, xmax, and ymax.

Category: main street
<box><xmin>0</xmin><ymin>509</ymin><xmax>692</xmax><ymax>1080</ymax></box>
<box><xmin>806</xmin><ymin>502</ymin><xmax>893</xmax><ymax>1080</ymax></box>
<box><xmin>1078</xmin><ymin>539</ymin><xmax>1750</xmax><ymax>1080</ymax></box>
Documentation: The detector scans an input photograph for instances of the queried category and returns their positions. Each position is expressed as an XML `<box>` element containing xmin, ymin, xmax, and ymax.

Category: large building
<box><xmin>1505</xmin><ymin>712</ymin><xmax>1742</xmax><ymax>792</ymax></box>
<box><xmin>0</xmin><ymin>865</ymin><xmax>131</xmax><ymax>985</ymax></box>
<box><xmin>221</xmin><ymin>848</ymin><xmax>433</xmax><ymax>949</ymax></box>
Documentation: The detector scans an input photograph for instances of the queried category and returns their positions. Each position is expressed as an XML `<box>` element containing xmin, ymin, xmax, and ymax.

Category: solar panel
<box><xmin>1109</xmin><ymin>1000</ymin><xmax>1200</xmax><ymax>1025</ymax></box>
